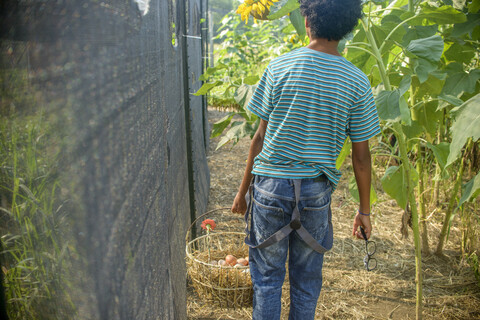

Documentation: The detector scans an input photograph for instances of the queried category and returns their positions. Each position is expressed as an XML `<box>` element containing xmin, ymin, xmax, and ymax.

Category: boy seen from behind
<box><xmin>231</xmin><ymin>0</ymin><xmax>381</xmax><ymax>319</ymax></box>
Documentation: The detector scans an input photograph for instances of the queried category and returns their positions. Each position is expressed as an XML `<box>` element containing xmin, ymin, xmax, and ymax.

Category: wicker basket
<box><xmin>186</xmin><ymin>208</ymin><xmax>253</xmax><ymax>308</ymax></box>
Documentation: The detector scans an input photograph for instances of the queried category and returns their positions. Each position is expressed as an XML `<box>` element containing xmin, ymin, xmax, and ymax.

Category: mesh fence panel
<box><xmin>187</xmin><ymin>0</ymin><xmax>210</xmax><ymax>222</ymax></box>
<box><xmin>0</xmin><ymin>0</ymin><xmax>209</xmax><ymax>318</ymax></box>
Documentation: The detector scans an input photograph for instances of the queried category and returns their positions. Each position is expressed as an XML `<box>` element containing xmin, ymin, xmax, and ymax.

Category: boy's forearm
<box><xmin>352</xmin><ymin>141</ymin><xmax>372</xmax><ymax>213</ymax></box>
<box><xmin>238</xmin><ymin>119</ymin><xmax>268</xmax><ymax>196</ymax></box>
<box><xmin>238</xmin><ymin>137</ymin><xmax>262</xmax><ymax>195</ymax></box>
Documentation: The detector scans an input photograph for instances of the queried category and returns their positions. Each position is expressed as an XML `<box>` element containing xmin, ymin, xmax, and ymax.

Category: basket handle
<box><xmin>185</xmin><ymin>207</ymin><xmax>235</xmax><ymax>242</ymax></box>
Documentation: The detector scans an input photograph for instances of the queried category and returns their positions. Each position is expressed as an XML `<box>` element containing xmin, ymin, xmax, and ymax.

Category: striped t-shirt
<box><xmin>248</xmin><ymin>47</ymin><xmax>381</xmax><ymax>189</ymax></box>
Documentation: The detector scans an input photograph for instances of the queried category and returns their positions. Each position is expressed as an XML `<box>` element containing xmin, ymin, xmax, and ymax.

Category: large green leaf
<box><xmin>398</xmin><ymin>75</ymin><xmax>412</xmax><ymax>95</ymax></box>
<box><xmin>426</xmin><ymin>142</ymin><xmax>450</xmax><ymax>171</ymax></box>
<box><xmin>392</xmin><ymin>0</ymin><xmax>410</xmax><ymax>7</ymax></box>
<box><xmin>199</xmin><ymin>63</ymin><xmax>228</xmax><ymax>81</ymax></box>
<box><xmin>352</xmin><ymin>26</ymin><xmax>367</xmax><ymax>42</ymax></box>
<box><xmin>413</xmin><ymin>58</ymin><xmax>438</xmax><ymax>84</ymax></box>
<box><xmin>381</xmin><ymin>10</ymin><xmax>404</xmax><ymax>25</ymax></box>
<box><xmin>267</xmin><ymin>0</ymin><xmax>299</xmax><ymax>20</ymax></box>
<box><xmin>289</xmin><ymin>8</ymin><xmax>306</xmax><ymax>38</ymax></box>
<box><xmin>405</xmin><ymin>4</ymin><xmax>467</xmax><ymax>25</ymax></box>
<box><xmin>469</xmin><ymin>0</ymin><xmax>480</xmax><ymax>13</ymax></box>
<box><xmin>406</xmin><ymin>35</ymin><xmax>444</xmax><ymax>62</ymax></box>
<box><xmin>399</xmin><ymin>98</ymin><xmax>411</xmax><ymax>126</ymax></box>
<box><xmin>244</xmin><ymin>75</ymin><xmax>260</xmax><ymax>85</ymax></box>
<box><xmin>471</xmin><ymin>24</ymin><xmax>480</xmax><ymax>39</ymax></box>
<box><xmin>346</xmin><ymin>28</ymin><xmax>379</xmax><ymax>77</ymax></box>
<box><xmin>338</xmin><ymin>38</ymin><xmax>348</xmax><ymax>54</ymax></box>
<box><xmin>442</xmin><ymin>63</ymin><xmax>480</xmax><ymax>96</ymax></box>
<box><xmin>444</xmin><ymin>42</ymin><xmax>475</xmax><ymax>65</ymax></box>
<box><xmin>437</xmin><ymin>94</ymin><xmax>464</xmax><ymax>110</ymax></box>
<box><xmin>402</xmin><ymin>25</ymin><xmax>438</xmax><ymax>46</ymax></box>
<box><xmin>335</xmin><ymin>138</ymin><xmax>351</xmax><ymax>170</ymax></box>
<box><xmin>416</xmin><ymin>100</ymin><xmax>442</xmax><ymax>136</ymax></box>
<box><xmin>376</xmin><ymin>90</ymin><xmax>401</xmax><ymax>122</ymax></box>
<box><xmin>216</xmin><ymin>121</ymin><xmax>256</xmax><ymax>150</ymax></box>
<box><xmin>381</xmin><ymin>165</ymin><xmax>407</xmax><ymax>209</ymax></box>
<box><xmin>446</xmin><ymin>93</ymin><xmax>480</xmax><ymax>166</ymax></box>
<box><xmin>194</xmin><ymin>81</ymin><xmax>223</xmax><ymax>96</ymax></box>
<box><xmin>372</xmin><ymin>23</ymin><xmax>388</xmax><ymax>44</ymax></box>
<box><xmin>459</xmin><ymin>171</ymin><xmax>480</xmax><ymax>207</ymax></box>
<box><xmin>236</xmin><ymin>106</ymin><xmax>259</xmax><ymax>125</ymax></box>
<box><xmin>373</xmin><ymin>23</ymin><xmax>406</xmax><ymax>53</ymax></box>
<box><xmin>451</xmin><ymin>13</ymin><xmax>480</xmax><ymax>37</ymax></box>
<box><xmin>347</xmin><ymin>49</ymin><xmax>376</xmax><ymax>78</ymax></box>
<box><xmin>348</xmin><ymin>176</ymin><xmax>377</xmax><ymax>205</ymax></box>
<box><xmin>376</xmin><ymin>88</ymin><xmax>411</xmax><ymax>124</ymax></box>
<box><xmin>211</xmin><ymin>113</ymin><xmax>235</xmax><ymax>138</ymax></box>
<box><xmin>402</xmin><ymin>120</ymin><xmax>424</xmax><ymax>139</ymax></box>
<box><xmin>234</xmin><ymin>84</ymin><xmax>256</xmax><ymax>109</ymax></box>
<box><xmin>413</xmin><ymin>72</ymin><xmax>445</xmax><ymax>96</ymax></box>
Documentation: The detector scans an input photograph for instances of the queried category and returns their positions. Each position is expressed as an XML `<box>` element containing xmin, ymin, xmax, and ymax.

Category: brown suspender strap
<box><xmin>244</xmin><ymin>178</ymin><xmax>333</xmax><ymax>254</ymax></box>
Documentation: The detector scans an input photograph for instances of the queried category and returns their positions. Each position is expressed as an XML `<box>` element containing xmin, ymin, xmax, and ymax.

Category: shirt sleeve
<box><xmin>246</xmin><ymin>65</ymin><xmax>275</xmax><ymax>121</ymax></box>
<box><xmin>348</xmin><ymin>85</ymin><xmax>381</xmax><ymax>142</ymax></box>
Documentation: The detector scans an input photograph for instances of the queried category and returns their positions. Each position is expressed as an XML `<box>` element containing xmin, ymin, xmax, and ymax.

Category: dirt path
<box><xmin>187</xmin><ymin>108</ymin><xmax>480</xmax><ymax>320</ymax></box>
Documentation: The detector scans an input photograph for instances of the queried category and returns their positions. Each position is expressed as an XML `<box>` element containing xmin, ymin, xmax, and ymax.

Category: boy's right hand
<box><xmin>231</xmin><ymin>192</ymin><xmax>247</xmax><ymax>215</ymax></box>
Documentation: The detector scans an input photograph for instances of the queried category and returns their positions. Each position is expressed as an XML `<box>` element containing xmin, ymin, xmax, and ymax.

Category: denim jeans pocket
<box><xmin>299</xmin><ymin>193</ymin><xmax>331</xmax><ymax>242</ymax></box>
<box><xmin>252</xmin><ymin>189</ymin><xmax>287</xmax><ymax>243</ymax></box>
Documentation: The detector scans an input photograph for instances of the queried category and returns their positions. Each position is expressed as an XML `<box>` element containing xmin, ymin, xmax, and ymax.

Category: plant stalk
<box><xmin>435</xmin><ymin>139</ymin><xmax>473</xmax><ymax>255</ymax></box>
<box><xmin>395</xmin><ymin>123</ymin><xmax>423</xmax><ymax>319</ymax></box>
<box><xmin>408</xmin><ymin>0</ymin><xmax>415</xmax><ymax>13</ymax></box>
<box><xmin>433</xmin><ymin>110</ymin><xmax>445</xmax><ymax>205</ymax></box>
<box><xmin>411</xmin><ymin>88</ymin><xmax>429</xmax><ymax>256</ymax></box>
<box><xmin>362</xmin><ymin>16</ymin><xmax>422</xmax><ymax>319</ymax></box>
<box><xmin>432</xmin><ymin>166</ymin><xmax>440</xmax><ymax>206</ymax></box>
<box><xmin>361</xmin><ymin>17</ymin><xmax>391</xmax><ymax>90</ymax></box>
<box><xmin>416</xmin><ymin>142</ymin><xmax>430</xmax><ymax>255</ymax></box>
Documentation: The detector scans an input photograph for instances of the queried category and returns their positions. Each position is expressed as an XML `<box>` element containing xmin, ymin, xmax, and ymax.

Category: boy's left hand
<box><xmin>353</xmin><ymin>212</ymin><xmax>372</xmax><ymax>240</ymax></box>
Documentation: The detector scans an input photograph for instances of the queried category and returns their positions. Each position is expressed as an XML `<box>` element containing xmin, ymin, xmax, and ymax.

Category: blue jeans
<box><xmin>248</xmin><ymin>175</ymin><xmax>332</xmax><ymax>320</ymax></box>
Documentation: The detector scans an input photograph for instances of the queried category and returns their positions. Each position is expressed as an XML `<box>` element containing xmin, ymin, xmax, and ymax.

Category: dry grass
<box><xmin>187</xmin><ymin>108</ymin><xmax>480</xmax><ymax>320</ymax></box>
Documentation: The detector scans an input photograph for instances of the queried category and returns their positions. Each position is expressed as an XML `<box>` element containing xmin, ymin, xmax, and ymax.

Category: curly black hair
<box><xmin>299</xmin><ymin>0</ymin><xmax>363</xmax><ymax>41</ymax></box>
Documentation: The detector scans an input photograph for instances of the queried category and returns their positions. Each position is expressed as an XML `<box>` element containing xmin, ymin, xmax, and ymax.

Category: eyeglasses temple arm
<box><xmin>359</xmin><ymin>226</ymin><xmax>368</xmax><ymax>240</ymax></box>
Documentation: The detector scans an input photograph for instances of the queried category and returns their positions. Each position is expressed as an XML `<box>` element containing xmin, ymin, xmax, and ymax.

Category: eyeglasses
<box><xmin>360</xmin><ymin>227</ymin><xmax>377</xmax><ymax>271</ymax></box>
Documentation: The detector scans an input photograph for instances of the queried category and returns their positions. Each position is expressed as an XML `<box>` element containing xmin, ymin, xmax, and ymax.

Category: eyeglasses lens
<box><xmin>366</xmin><ymin>241</ymin><xmax>376</xmax><ymax>256</ymax></box>
<box><xmin>367</xmin><ymin>257</ymin><xmax>377</xmax><ymax>270</ymax></box>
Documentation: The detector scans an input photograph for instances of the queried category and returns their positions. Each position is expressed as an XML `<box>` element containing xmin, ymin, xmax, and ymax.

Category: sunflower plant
<box><xmin>236</xmin><ymin>0</ymin><xmax>280</xmax><ymax>23</ymax></box>
<box><xmin>199</xmin><ymin>2</ymin><xmax>480</xmax><ymax>318</ymax></box>
<box><xmin>195</xmin><ymin>10</ymin><xmax>300</xmax><ymax>149</ymax></box>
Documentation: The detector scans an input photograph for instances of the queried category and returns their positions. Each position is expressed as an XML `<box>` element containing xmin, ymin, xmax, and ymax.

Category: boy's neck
<box><xmin>306</xmin><ymin>37</ymin><xmax>341</xmax><ymax>56</ymax></box>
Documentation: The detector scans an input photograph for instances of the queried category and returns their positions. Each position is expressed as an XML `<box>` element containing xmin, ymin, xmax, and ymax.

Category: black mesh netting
<box><xmin>0</xmin><ymin>0</ymin><xmax>209</xmax><ymax>318</ymax></box>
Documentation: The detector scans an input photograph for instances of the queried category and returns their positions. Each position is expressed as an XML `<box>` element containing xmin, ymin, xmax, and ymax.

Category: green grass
<box><xmin>0</xmin><ymin>114</ymin><xmax>75</xmax><ymax>319</ymax></box>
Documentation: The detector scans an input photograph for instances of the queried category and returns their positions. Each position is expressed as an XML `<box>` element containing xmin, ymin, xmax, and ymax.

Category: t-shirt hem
<box><xmin>350</xmin><ymin>127</ymin><xmax>382</xmax><ymax>143</ymax></box>
<box><xmin>247</xmin><ymin>105</ymin><xmax>269</xmax><ymax>122</ymax></box>
<box><xmin>251</xmin><ymin>169</ymin><xmax>339</xmax><ymax>190</ymax></box>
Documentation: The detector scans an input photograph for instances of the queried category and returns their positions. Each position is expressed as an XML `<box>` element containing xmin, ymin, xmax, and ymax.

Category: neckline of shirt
<box><xmin>300</xmin><ymin>47</ymin><xmax>346</xmax><ymax>61</ymax></box>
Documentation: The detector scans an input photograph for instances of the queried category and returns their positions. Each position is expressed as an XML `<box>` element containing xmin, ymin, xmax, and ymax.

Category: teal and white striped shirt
<box><xmin>248</xmin><ymin>47</ymin><xmax>381</xmax><ymax>189</ymax></box>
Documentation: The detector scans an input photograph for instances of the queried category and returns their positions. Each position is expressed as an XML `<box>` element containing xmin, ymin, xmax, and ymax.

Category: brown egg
<box><xmin>237</xmin><ymin>258</ymin><xmax>248</xmax><ymax>266</ymax></box>
<box><xmin>225</xmin><ymin>255</ymin><xmax>237</xmax><ymax>266</ymax></box>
